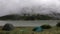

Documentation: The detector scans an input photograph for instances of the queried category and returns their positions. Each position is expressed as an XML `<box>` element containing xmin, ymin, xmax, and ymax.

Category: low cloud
<box><xmin>0</xmin><ymin>0</ymin><xmax>60</xmax><ymax>17</ymax></box>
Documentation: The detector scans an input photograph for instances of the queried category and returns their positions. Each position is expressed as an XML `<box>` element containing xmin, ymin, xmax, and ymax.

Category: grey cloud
<box><xmin>0</xmin><ymin>0</ymin><xmax>60</xmax><ymax>17</ymax></box>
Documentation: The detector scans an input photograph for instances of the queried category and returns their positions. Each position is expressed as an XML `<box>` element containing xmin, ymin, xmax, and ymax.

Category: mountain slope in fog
<box><xmin>0</xmin><ymin>0</ymin><xmax>60</xmax><ymax>20</ymax></box>
<box><xmin>0</xmin><ymin>14</ymin><xmax>59</xmax><ymax>20</ymax></box>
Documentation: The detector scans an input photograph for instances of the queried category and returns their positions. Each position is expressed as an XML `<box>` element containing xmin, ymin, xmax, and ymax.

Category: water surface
<box><xmin>0</xmin><ymin>20</ymin><xmax>60</xmax><ymax>27</ymax></box>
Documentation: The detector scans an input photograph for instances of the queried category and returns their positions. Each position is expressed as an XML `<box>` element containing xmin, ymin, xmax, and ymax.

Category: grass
<box><xmin>0</xmin><ymin>27</ymin><xmax>60</xmax><ymax>34</ymax></box>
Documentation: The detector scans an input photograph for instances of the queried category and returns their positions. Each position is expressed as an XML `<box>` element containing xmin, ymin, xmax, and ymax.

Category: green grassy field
<box><xmin>0</xmin><ymin>27</ymin><xmax>60</xmax><ymax>34</ymax></box>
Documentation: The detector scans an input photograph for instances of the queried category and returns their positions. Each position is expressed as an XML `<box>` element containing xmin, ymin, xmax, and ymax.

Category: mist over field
<box><xmin>0</xmin><ymin>0</ymin><xmax>60</xmax><ymax>18</ymax></box>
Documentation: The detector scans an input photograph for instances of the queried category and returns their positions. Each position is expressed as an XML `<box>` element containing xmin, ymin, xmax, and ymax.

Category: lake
<box><xmin>0</xmin><ymin>20</ymin><xmax>60</xmax><ymax>27</ymax></box>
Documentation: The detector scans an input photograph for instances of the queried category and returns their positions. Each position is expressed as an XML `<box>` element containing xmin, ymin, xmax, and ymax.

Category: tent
<box><xmin>32</xmin><ymin>27</ymin><xmax>43</xmax><ymax>32</ymax></box>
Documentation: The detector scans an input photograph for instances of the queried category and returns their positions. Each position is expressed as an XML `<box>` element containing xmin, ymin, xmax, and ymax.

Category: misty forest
<box><xmin>0</xmin><ymin>14</ymin><xmax>52</xmax><ymax>20</ymax></box>
<box><xmin>1</xmin><ymin>6</ymin><xmax>60</xmax><ymax>20</ymax></box>
<box><xmin>0</xmin><ymin>8</ymin><xmax>60</xmax><ymax>20</ymax></box>
<box><xmin>0</xmin><ymin>0</ymin><xmax>60</xmax><ymax>20</ymax></box>
<box><xmin>0</xmin><ymin>12</ymin><xmax>60</xmax><ymax>20</ymax></box>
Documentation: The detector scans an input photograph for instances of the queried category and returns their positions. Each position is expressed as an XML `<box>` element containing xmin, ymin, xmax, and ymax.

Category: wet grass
<box><xmin>0</xmin><ymin>27</ymin><xmax>60</xmax><ymax>34</ymax></box>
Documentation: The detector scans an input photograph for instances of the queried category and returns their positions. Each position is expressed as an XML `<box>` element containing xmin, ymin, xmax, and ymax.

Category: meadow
<box><xmin>0</xmin><ymin>26</ymin><xmax>60</xmax><ymax>34</ymax></box>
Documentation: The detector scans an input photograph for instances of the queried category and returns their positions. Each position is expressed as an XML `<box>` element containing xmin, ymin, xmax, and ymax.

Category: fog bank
<box><xmin>0</xmin><ymin>0</ymin><xmax>60</xmax><ymax>17</ymax></box>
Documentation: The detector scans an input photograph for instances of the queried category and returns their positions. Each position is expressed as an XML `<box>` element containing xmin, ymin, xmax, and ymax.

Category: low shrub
<box><xmin>56</xmin><ymin>22</ymin><xmax>60</xmax><ymax>27</ymax></box>
<box><xmin>2</xmin><ymin>23</ymin><xmax>14</xmax><ymax>31</ymax></box>
<box><xmin>41</xmin><ymin>24</ymin><xmax>52</xmax><ymax>29</ymax></box>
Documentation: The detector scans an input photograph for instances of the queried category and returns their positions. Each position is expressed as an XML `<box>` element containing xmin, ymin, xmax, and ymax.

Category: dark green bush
<box><xmin>56</xmin><ymin>22</ymin><xmax>60</xmax><ymax>27</ymax></box>
<box><xmin>2</xmin><ymin>23</ymin><xmax>14</xmax><ymax>31</ymax></box>
<box><xmin>41</xmin><ymin>24</ymin><xmax>52</xmax><ymax>29</ymax></box>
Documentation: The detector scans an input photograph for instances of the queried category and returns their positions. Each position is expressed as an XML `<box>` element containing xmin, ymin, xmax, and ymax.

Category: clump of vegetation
<box><xmin>41</xmin><ymin>24</ymin><xmax>52</xmax><ymax>29</ymax></box>
<box><xmin>2</xmin><ymin>23</ymin><xmax>15</xmax><ymax>31</ymax></box>
<box><xmin>56</xmin><ymin>22</ymin><xmax>60</xmax><ymax>27</ymax></box>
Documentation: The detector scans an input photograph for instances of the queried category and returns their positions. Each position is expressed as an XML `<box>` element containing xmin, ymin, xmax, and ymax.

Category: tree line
<box><xmin>0</xmin><ymin>14</ymin><xmax>55</xmax><ymax>20</ymax></box>
<box><xmin>0</xmin><ymin>7</ymin><xmax>59</xmax><ymax>20</ymax></box>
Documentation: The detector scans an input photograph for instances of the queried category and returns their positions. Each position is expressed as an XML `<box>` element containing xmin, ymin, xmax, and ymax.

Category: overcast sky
<box><xmin>0</xmin><ymin>0</ymin><xmax>60</xmax><ymax>16</ymax></box>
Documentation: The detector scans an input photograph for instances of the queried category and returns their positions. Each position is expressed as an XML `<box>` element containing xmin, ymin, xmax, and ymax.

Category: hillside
<box><xmin>0</xmin><ymin>14</ymin><xmax>57</xmax><ymax>20</ymax></box>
